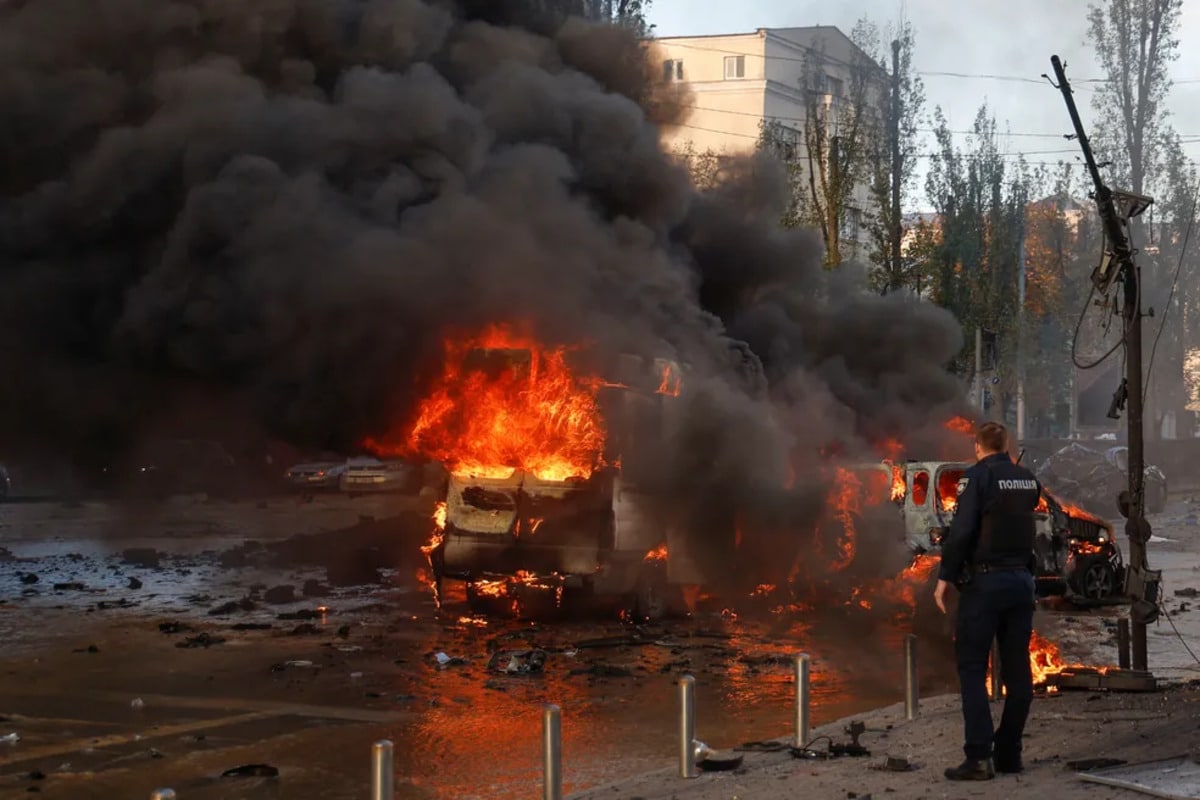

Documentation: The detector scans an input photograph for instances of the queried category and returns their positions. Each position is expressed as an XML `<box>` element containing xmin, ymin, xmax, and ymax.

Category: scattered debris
<box><xmin>19</xmin><ymin>573</ymin><xmax>38</xmax><ymax>585</ymax></box>
<box><xmin>264</xmin><ymin>585</ymin><xmax>296</xmax><ymax>604</ymax></box>
<box><xmin>880</xmin><ymin>756</ymin><xmax>916</xmax><ymax>772</ymax></box>
<box><xmin>221</xmin><ymin>763</ymin><xmax>280</xmax><ymax>778</ymax></box>
<box><xmin>487</xmin><ymin>649</ymin><xmax>547</xmax><ymax>675</ymax></box>
<box><xmin>128</xmin><ymin>577</ymin><xmax>143</xmax><ymax>590</ymax></box>
<box><xmin>1175</xmin><ymin>588</ymin><xmax>1198</xmax><ymax>598</ymax></box>
<box><xmin>0</xmin><ymin>733</ymin><xmax>20</xmax><ymax>744</ymax></box>
<box><xmin>698</xmin><ymin>750</ymin><xmax>743</xmax><ymax>772</ymax></box>
<box><xmin>130</xmin><ymin>698</ymin><xmax>145</xmax><ymax>710</ymax></box>
<box><xmin>431</xmin><ymin>652</ymin><xmax>467</xmax><ymax>669</ymax></box>
<box><xmin>121</xmin><ymin>548</ymin><xmax>162</xmax><ymax>569</ymax></box>
<box><xmin>52</xmin><ymin>582</ymin><xmax>86</xmax><ymax>591</ymax></box>
<box><xmin>230</xmin><ymin>623</ymin><xmax>272</xmax><ymax>631</ymax></box>
<box><xmin>208</xmin><ymin>598</ymin><xmax>256</xmax><ymax>616</ymax></box>
<box><xmin>271</xmin><ymin>660</ymin><xmax>315</xmax><ymax>671</ymax></box>
<box><xmin>302</xmin><ymin>579</ymin><xmax>331</xmax><ymax>598</ymax></box>
<box><xmin>1068</xmin><ymin>757</ymin><xmax>1129</xmax><ymax>771</ymax></box>
<box><xmin>289</xmin><ymin>623</ymin><xmax>320</xmax><ymax>636</ymax></box>
<box><xmin>277</xmin><ymin>609</ymin><xmax>318</xmax><ymax>621</ymax></box>
<box><xmin>176</xmin><ymin>632</ymin><xmax>225</xmax><ymax>649</ymax></box>
<box><xmin>158</xmin><ymin>621</ymin><xmax>193</xmax><ymax>635</ymax></box>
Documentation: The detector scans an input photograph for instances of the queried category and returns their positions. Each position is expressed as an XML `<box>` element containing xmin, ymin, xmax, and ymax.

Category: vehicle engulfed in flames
<box><xmin>853</xmin><ymin>460</ymin><xmax>1125</xmax><ymax>604</ymax></box>
<box><xmin>368</xmin><ymin>325</ymin><xmax>696</xmax><ymax>619</ymax></box>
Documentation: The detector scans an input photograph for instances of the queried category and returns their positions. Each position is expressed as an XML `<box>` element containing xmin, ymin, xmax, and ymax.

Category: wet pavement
<box><xmin>0</xmin><ymin>494</ymin><xmax>962</xmax><ymax>799</ymax></box>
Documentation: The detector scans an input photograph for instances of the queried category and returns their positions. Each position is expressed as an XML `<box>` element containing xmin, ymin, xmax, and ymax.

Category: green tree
<box><xmin>862</xmin><ymin>19</ymin><xmax>926</xmax><ymax>295</ymax></box>
<box><xmin>1086</xmin><ymin>0</ymin><xmax>1188</xmax><ymax>437</ymax></box>
<box><xmin>924</xmin><ymin>105</ymin><xmax>1035</xmax><ymax>418</ymax></box>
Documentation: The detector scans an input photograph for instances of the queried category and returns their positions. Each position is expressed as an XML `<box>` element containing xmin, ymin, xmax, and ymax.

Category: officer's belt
<box><xmin>973</xmin><ymin>563</ymin><xmax>1029</xmax><ymax>574</ymax></box>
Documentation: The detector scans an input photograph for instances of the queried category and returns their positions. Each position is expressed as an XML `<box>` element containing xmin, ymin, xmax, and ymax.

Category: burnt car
<box><xmin>872</xmin><ymin>460</ymin><xmax>1125</xmax><ymax>605</ymax></box>
<box><xmin>1037</xmin><ymin>443</ymin><xmax>1167</xmax><ymax>515</ymax></box>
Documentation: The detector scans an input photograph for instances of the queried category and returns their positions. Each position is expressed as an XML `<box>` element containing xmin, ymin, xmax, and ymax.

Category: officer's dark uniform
<box><xmin>938</xmin><ymin>451</ymin><xmax>1041</xmax><ymax>775</ymax></box>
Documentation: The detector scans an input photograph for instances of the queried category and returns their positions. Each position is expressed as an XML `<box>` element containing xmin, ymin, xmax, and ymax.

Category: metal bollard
<box><xmin>989</xmin><ymin>639</ymin><xmax>1002</xmax><ymax>701</ymax></box>
<box><xmin>371</xmin><ymin>740</ymin><xmax>394</xmax><ymax>800</ymax></box>
<box><xmin>150</xmin><ymin>791</ymin><xmax>176</xmax><ymax>800</ymax></box>
<box><xmin>903</xmin><ymin>634</ymin><xmax>918</xmax><ymax>720</ymax></box>
<box><xmin>679</xmin><ymin>675</ymin><xmax>697</xmax><ymax>778</ymax></box>
<box><xmin>543</xmin><ymin>704</ymin><xmax>562</xmax><ymax>800</ymax></box>
<box><xmin>794</xmin><ymin>653</ymin><xmax>810</xmax><ymax>749</ymax></box>
<box><xmin>1117</xmin><ymin>618</ymin><xmax>1131</xmax><ymax>670</ymax></box>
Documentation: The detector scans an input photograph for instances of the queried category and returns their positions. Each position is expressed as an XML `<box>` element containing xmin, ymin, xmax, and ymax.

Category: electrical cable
<box><xmin>656</xmin><ymin>39</ymin><xmax>1200</xmax><ymax>85</ymax></box>
<box><xmin>1142</xmin><ymin>194</ymin><xmax>1198</xmax><ymax>406</ymax></box>
<box><xmin>1157</xmin><ymin>601</ymin><xmax>1200</xmax><ymax>668</ymax></box>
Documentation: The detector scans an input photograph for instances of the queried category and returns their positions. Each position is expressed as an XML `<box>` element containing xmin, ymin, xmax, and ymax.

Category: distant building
<box><xmin>653</xmin><ymin>26</ymin><xmax>887</xmax><ymax>262</ymax></box>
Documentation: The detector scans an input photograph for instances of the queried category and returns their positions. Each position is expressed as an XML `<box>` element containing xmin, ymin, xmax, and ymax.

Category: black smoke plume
<box><xmin>0</xmin><ymin>0</ymin><xmax>970</xmax><ymax>577</ymax></box>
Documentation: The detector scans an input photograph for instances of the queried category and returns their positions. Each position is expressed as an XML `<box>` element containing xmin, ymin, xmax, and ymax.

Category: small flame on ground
<box><xmin>419</xmin><ymin>501</ymin><xmax>448</xmax><ymax>607</ymax></box>
<box><xmin>467</xmin><ymin>570</ymin><xmax>565</xmax><ymax>617</ymax></box>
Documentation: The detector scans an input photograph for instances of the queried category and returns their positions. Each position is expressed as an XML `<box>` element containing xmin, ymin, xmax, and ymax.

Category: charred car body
<box><xmin>851</xmin><ymin>461</ymin><xmax>1124</xmax><ymax>604</ymax></box>
<box><xmin>427</xmin><ymin>350</ymin><xmax>693</xmax><ymax>618</ymax></box>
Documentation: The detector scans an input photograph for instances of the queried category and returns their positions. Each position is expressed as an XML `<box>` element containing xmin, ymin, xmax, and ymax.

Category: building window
<box><xmin>662</xmin><ymin>59</ymin><xmax>684</xmax><ymax>82</ymax></box>
<box><xmin>826</xmin><ymin>75</ymin><xmax>844</xmax><ymax>97</ymax></box>
<box><xmin>723</xmin><ymin>55</ymin><xmax>745</xmax><ymax>79</ymax></box>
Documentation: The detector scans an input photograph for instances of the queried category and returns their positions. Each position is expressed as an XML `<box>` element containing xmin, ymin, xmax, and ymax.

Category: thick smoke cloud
<box><xmin>0</xmin><ymin>0</ymin><xmax>969</xmax><ymax>552</ymax></box>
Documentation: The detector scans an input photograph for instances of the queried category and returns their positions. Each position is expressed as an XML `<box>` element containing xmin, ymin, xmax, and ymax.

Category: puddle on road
<box><xmin>0</xmin><ymin>503</ymin><xmax>956</xmax><ymax>799</ymax></box>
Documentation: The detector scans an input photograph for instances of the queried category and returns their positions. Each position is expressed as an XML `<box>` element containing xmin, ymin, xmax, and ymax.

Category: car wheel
<box><xmin>1074</xmin><ymin>558</ymin><xmax>1117</xmax><ymax>601</ymax></box>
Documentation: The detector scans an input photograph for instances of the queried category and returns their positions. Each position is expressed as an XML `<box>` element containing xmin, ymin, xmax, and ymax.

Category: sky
<box><xmin>646</xmin><ymin>0</ymin><xmax>1200</xmax><ymax>210</ymax></box>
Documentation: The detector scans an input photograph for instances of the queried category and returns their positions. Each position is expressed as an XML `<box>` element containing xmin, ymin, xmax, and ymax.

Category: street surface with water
<box><xmin>1</xmin><ymin>491</ymin><xmax>1197</xmax><ymax>799</ymax></box>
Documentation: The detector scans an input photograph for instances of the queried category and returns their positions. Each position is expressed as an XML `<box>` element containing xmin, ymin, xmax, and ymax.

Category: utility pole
<box><xmin>1051</xmin><ymin>55</ymin><xmax>1159</xmax><ymax>675</ymax></box>
<box><xmin>974</xmin><ymin>327</ymin><xmax>984</xmax><ymax>411</ymax></box>
<box><xmin>1016</xmin><ymin>225</ymin><xmax>1027</xmax><ymax>442</ymax></box>
<box><xmin>890</xmin><ymin>39</ymin><xmax>903</xmax><ymax>293</ymax></box>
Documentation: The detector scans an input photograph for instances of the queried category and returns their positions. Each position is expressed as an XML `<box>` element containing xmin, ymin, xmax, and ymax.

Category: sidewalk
<box><xmin>567</xmin><ymin>685</ymin><xmax>1200</xmax><ymax>799</ymax></box>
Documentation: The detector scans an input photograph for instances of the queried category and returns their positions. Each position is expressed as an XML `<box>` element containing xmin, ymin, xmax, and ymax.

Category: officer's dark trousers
<box><xmin>955</xmin><ymin>569</ymin><xmax>1036</xmax><ymax>761</ymax></box>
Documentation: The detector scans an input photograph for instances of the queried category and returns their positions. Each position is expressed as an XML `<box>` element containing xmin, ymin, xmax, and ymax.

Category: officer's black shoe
<box><xmin>994</xmin><ymin>755</ymin><xmax>1024</xmax><ymax>774</ymax></box>
<box><xmin>944</xmin><ymin>758</ymin><xmax>995</xmax><ymax>781</ymax></box>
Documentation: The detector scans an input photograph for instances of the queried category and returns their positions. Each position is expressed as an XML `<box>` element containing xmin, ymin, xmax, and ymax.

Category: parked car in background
<box><xmin>0</xmin><ymin>464</ymin><xmax>10</xmax><ymax>500</ymax></box>
<box><xmin>284</xmin><ymin>460</ymin><xmax>347</xmax><ymax>493</ymax></box>
<box><xmin>339</xmin><ymin>457</ymin><xmax>418</xmax><ymax>496</ymax></box>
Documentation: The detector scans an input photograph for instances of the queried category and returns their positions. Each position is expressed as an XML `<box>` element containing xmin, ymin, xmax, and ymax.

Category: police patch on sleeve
<box><xmin>956</xmin><ymin>477</ymin><xmax>968</xmax><ymax>496</ymax></box>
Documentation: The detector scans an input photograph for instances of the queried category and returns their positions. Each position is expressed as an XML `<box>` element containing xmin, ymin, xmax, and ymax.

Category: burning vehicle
<box><xmin>367</xmin><ymin>325</ymin><xmax>702</xmax><ymax>619</ymax></box>
<box><xmin>853</xmin><ymin>460</ymin><xmax>1125</xmax><ymax>604</ymax></box>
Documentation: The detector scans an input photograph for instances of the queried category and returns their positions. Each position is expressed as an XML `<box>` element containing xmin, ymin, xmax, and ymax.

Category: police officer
<box><xmin>933</xmin><ymin>421</ymin><xmax>1041</xmax><ymax>781</ymax></box>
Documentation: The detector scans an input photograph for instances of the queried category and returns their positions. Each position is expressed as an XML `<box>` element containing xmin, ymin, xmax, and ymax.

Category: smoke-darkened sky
<box><xmin>650</xmin><ymin>0</ymin><xmax>1200</xmax><ymax>209</ymax></box>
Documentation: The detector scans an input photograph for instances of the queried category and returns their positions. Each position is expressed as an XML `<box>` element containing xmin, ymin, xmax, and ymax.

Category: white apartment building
<box><xmin>653</xmin><ymin>26</ymin><xmax>887</xmax><ymax>261</ymax></box>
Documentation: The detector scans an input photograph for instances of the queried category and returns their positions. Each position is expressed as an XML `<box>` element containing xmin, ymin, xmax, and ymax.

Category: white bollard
<box><xmin>543</xmin><ymin>704</ymin><xmax>562</xmax><ymax>800</ymax></box>
<box><xmin>794</xmin><ymin>653</ymin><xmax>811</xmax><ymax>748</ymax></box>
<box><xmin>679</xmin><ymin>675</ymin><xmax>697</xmax><ymax>778</ymax></box>
<box><xmin>371</xmin><ymin>740</ymin><xmax>394</xmax><ymax>800</ymax></box>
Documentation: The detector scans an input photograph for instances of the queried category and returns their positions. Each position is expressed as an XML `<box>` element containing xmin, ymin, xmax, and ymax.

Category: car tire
<box><xmin>1073</xmin><ymin>557</ymin><xmax>1118</xmax><ymax>601</ymax></box>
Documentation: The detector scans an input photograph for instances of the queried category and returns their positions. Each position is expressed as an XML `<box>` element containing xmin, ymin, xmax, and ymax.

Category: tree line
<box><xmin>669</xmin><ymin>0</ymin><xmax>1198</xmax><ymax>440</ymax></box>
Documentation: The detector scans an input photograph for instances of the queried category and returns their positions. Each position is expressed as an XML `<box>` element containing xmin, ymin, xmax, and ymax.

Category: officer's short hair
<box><xmin>976</xmin><ymin>422</ymin><xmax>1008</xmax><ymax>453</ymax></box>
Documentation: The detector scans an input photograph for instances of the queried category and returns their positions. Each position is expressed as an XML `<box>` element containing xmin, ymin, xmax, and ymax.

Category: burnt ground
<box><xmin>0</xmin><ymin>493</ymin><xmax>1196</xmax><ymax>798</ymax></box>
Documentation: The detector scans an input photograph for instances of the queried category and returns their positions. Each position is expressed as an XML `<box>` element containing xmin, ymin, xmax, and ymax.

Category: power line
<box><xmin>658</xmin><ymin>39</ymin><xmax>1200</xmax><ymax>87</ymax></box>
<box><xmin>1143</xmin><ymin>194</ymin><xmax>1197</xmax><ymax>406</ymax></box>
<box><xmin>658</xmin><ymin>99</ymin><xmax>1200</xmax><ymax>142</ymax></box>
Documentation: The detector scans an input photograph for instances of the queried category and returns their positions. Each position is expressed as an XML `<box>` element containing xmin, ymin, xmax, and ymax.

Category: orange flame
<box><xmin>885</xmin><ymin>461</ymin><xmax>906</xmax><ymax>503</ymax></box>
<box><xmin>945</xmin><ymin>416</ymin><xmax>974</xmax><ymax>435</ymax></box>
<box><xmin>367</xmin><ymin>324</ymin><xmax>606</xmax><ymax>482</ymax></box>
<box><xmin>656</xmin><ymin>362</ymin><xmax>681</xmax><ymax>396</ymax></box>
<box><xmin>824</xmin><ymin>467</ymin><xmax>862</xmax><ymax>572</ymax></box>
<box><xmin>644</xmin><ymin>544</ymin><xmax>668</xmax><ymax>562</ymax></box>
<box><xmin>468</xmin><ymin>570</ymin><xmax>564</xmax><ymax>617</ymax></box>
<box><xmin>418</xmin><ymin>501</ymin><xmax>448</xmax><ymax>605</ymax></box>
